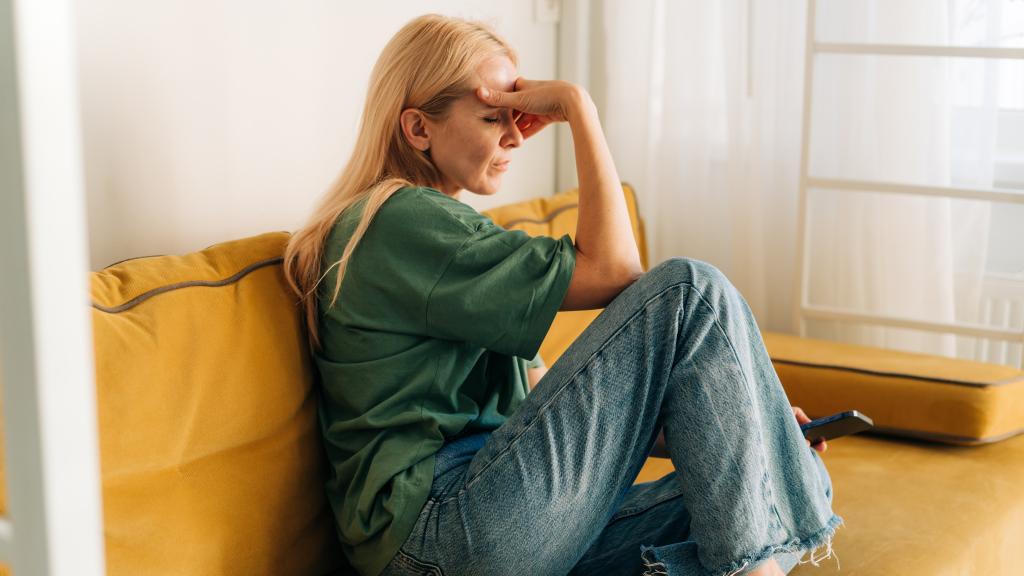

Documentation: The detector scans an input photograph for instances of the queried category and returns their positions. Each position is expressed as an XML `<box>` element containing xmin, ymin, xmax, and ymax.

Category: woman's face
<box><xmin>421</xmin><ymin>55</ymin><xmax>523</xmax><ymax>199</ymax></box>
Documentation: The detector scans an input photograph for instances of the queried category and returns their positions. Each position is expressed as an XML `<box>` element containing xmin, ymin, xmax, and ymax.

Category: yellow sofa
<box><xmin>2</xmin><ymin>185</ymin><xmax>1023</xmax><ymax>575</ymax></box>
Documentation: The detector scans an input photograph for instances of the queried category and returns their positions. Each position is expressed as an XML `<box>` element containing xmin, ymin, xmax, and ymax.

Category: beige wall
<box><xmin>78</xmin><ymin>1</ymin><xmax>560</xmax><ymax>270</ymax></box>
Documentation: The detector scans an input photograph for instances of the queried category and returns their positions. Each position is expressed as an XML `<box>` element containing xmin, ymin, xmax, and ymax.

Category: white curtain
<box><xmin>590</xmin><ymin>0</ymin><xmax>812</xmax><ymax>333</ymax></box>
<box><xmin>587</xmin><ymin>0</ymin><xmax>1005</xmax><ymax>358</ymax></box>
<box><xmin>805</xmin><ymin>0</ymin><xmax>998</xmax><ymax>357</ymax></box>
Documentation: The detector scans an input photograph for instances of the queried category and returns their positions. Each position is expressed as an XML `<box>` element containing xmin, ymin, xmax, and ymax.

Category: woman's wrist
<box><xmin>564</xmin><ymin>86</ymin><xmax>598</xmax><ymax>127</ymax></box>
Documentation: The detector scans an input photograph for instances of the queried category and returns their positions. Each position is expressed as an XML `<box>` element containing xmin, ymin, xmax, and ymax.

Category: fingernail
<box><xmin>480</xmin><ymin>87</ymin><xmax>490</xmax><ymax>98</ymax></box>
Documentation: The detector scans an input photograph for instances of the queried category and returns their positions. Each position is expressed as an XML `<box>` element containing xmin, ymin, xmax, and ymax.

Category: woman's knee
<box><xmin>644</xmin><ymin>257</ymin><xmax>733</xmax><ymax>293</ymax></box>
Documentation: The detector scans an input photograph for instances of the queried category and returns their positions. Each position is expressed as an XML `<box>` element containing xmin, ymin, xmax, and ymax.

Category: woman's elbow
<box><xmin>560</xmin><ymin>255</ymin><xmax>644</xmax><ymax>311</ymax></box>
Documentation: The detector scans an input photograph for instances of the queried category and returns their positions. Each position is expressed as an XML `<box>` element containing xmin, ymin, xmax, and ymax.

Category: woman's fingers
<box><xmin>792</xmin><ymin>405</ymin><xmax>810</xmax><ymax>424</ymax></box>
<box><xmin>478</xmin><ymin>87</ymin><xmax>547</xmax><ymax>125</ymax></box>
<box><xmin>512</xmin><ymin>76</ymin><xmax>539</xmax><ymax>91</ymax></box>
<box><xmin>515</xmin><ymin>111</ymin><xmax>540</xmax><ymax>132</ymax></box>
<box><xmin>476</xmin><ymin>77</ymin><xmax>582</xmax><ymax>124</ymax></box>
<box><xmin>477</xmin><ymin>81</ymin><xmax>543</xmax><ymax>110</ymax></box>
<box><xmin>793</xmin><ymin>406</ymin><xmax>827</xmax><ymax>452</ymax></box>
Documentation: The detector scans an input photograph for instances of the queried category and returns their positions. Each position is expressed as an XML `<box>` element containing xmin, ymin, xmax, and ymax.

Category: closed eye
<box><xmin>484</xmin><ymin>109</ymin><xmax>524</xmax><ymax>126</ymax></box>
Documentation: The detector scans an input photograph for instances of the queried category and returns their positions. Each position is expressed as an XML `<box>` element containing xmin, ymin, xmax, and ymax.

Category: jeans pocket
<box><xmin>383</xmin><ymin>549</ymin><xmax>445</xmax><ymax>576</ymax></box>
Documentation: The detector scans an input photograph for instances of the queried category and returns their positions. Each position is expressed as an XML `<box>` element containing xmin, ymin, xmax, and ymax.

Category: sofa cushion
<box><xmin>87</xmin><ymin>232</ymin><xmax>346</xmax><ymax>576</ymax></box>
<box><xmin>482</xmin><ymin>183</ymin><xmax>648</xmax><ymax>365</ymax></box>
<box><xmin>634</xmin><ymin>430</ymin><xmax>1024</xmax><ymax>575</ymax></box>
<box><xmin>764</xmin><ymin>332</ymin><xmax>1024</xmax><ymax>445</ymax></box>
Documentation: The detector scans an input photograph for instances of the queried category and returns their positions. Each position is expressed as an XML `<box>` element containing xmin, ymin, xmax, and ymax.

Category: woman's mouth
<box><xmin>493</xmin><ymin>161</ymin><xmax>510</xmax><ymax>172</ymax></box>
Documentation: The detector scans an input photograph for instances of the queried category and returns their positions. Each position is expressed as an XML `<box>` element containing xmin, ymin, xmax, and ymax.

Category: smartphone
<box><xmin>800</xmin><ymin>410</ymin><xmax>874</xmax><ymax>443</ymax></box>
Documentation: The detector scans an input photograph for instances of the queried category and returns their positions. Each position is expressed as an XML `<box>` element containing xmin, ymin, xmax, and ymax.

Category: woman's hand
<box><xmin>526</xmin><ymin>365</ymin><xmax>547</xmax><ymax>391</ymax></box>
<box><xmin>475</xmin><ymin>77</ymin><xmax>591</xmax><ymax>140</ymax></box>
<box><xmin>793</xmin><ymin>406</ymin><xmax>828</xmax><ymax>453</ymax></box>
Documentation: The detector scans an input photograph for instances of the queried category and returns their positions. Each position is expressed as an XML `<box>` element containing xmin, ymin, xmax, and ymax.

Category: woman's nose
<box><xmin>501</xmin><ymin>116</ymin><xmax>524</xmax><ymax>148</ymax></box>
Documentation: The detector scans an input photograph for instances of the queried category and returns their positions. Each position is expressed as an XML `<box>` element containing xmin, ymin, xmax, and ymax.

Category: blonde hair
<box><xmin>283</xmin><ymin>14</ymin><xmax>518</xmax><ymax>352</ymax></box>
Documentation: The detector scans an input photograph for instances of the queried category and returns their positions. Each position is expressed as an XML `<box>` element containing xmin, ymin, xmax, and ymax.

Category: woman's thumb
<box><xmin>478</xmin><ymin>86</ymin><xmax>513</xmax><ymax>107</ymax></box>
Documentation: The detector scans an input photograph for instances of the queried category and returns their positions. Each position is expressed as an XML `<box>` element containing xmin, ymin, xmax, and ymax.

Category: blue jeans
<box><xmin>379</xmin><ymin>258</ymin><xmax>842</xmax><ymax>576</ymax></box>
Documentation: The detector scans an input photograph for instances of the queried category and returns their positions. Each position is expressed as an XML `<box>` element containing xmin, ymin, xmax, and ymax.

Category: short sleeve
<box><xmin>426</xmin><ymin>221</ymin><xmax>576</xmax><ymax>359</ymax></box>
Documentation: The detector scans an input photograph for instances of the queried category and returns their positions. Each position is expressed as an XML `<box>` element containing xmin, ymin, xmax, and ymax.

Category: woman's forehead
<box><xmin>446</xmin><ymin>55</ymin><xmax>516</xmax><ymax>111</ymax></box>
<box><xmin>475</xmin><ymin>55</ymin><xmax>517</xmax><ymax>92</ymax></box>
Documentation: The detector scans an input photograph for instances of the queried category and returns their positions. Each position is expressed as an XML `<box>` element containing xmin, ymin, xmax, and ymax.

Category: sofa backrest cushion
<box><xmin>765</xmin><ymin>332</ymin><xmax>1024</xmax><ymax>445</ymax></box>
<box><xmin>89</xmin><ymin>232</ymin><xmax>347</xmax><ymax>576</ymax></box>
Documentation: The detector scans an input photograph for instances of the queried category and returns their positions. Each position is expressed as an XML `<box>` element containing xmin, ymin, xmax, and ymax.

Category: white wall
<box><xmin>78</xmin><ymin>1</ymin><xmax>560</xmax><ymax>270</ymax></box>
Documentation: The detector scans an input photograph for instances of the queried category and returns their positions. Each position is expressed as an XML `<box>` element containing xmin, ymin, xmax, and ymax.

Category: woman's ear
<box><xmin>400</xmin><ymin>109</ymin><xmax>431</xmax><ymax>152</ymax></box>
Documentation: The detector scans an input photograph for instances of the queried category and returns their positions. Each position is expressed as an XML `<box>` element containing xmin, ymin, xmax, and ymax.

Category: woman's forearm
<box><xmin>567</xmin><ymin>92</ymin><xmax>643</xmax><ymax>284</ymax></box>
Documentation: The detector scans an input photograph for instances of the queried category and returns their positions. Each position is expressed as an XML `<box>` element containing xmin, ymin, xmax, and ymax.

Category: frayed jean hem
<box><xmin>640</xmin><ymin>514</ymin><xmax>845</xmax><ymax>576</ymax></box>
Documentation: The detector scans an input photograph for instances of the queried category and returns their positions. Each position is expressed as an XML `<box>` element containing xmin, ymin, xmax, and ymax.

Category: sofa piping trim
<box><xmin>772</xmin><ymin>358</ymin><xmax>1024</xmax><ymax>389</ymax></box>
<box><xmin>868</xmin><ymin>424</ymin><xmax>1024</xmax><ymax>445</ymax></box>
<box><xmin>502</xmin><ymin>203</ymin><xmax>579</xmax><ymax>229</ymax></box>
<box><xmin>91</xmin><ymin>256</ymin><xmax>284</xmax><ymax>314</ymax></box>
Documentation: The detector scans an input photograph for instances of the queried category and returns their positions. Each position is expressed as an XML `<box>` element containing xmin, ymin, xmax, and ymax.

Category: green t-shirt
<box><xmin>315</xmin><ymin>186</ymin><xmax>575</xmax><ymax>576</ymax></box>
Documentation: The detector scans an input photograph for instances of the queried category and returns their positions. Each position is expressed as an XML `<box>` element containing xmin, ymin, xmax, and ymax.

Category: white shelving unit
<box><xmin>792</xmin><ymin>0</ymin><xmax>1024</xmax><ymax>366</ymax></box>
<box><xmin>0</xmin><ymin>0</ymin><xmax>106</xmax><ymax>574</ymax></box>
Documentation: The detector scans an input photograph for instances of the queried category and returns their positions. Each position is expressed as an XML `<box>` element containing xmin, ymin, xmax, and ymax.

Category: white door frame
<box><xmin>0</xmin><ymin>0</ymin><xmax>106</xmax><ymax>574</ymax></box>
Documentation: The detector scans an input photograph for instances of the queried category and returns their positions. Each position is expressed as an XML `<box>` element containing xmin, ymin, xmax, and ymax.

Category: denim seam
<box><xmin>393</xmin><ymin>549</ymin><xmax>445</xmax><ymax>576</ymax></box>
<box><xmin>761</xmin><ymin>471</ymin><xmax>785</xmax><ymax>534</ymax></box>
<box><xmin>459</xmin><ymin>279</ymin><xmax>700</xmax><ymax>493</ymax></box>
<box><xmin>607</xmin><ymin>486</ymin><xmax>686</xmax><ymax>523</ymax></box>
<box><xmin>690</xmin><ymin>288</ymin><xmax>789</xmax><ymax>533</ymax></box>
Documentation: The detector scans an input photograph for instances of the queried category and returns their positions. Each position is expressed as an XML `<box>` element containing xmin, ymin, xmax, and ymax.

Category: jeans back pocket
<box><xmin>383</xmin><ymin>549</ymin><xmax>444</xmax><ymax>576</ymax></box>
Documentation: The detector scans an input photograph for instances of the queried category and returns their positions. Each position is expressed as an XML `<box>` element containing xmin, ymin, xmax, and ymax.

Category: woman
<box><xmin>284</xmin><ymin>14</ymin><xmax>841</xmax><ymax>576</ymax></box>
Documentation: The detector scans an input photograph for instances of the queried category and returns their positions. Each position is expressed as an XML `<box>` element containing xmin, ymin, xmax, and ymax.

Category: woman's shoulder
<box><xmin>332</xmin><ymin>186</ymin><xmax>431</xmax><ymax>229</ymax></box>
<box><xmin>378</xmin><ymin>186</ymin><xmax>486</xmax><ymax>235</ymax></box>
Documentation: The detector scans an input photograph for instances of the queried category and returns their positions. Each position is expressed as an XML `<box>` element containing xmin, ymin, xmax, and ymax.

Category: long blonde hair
<box><xmin>284</xmin><ymin>14</ymin><xmax>518</xmax><ymax>353</ymax></box>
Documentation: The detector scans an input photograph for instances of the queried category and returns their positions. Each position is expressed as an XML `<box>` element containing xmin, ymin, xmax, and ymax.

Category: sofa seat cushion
<box><xmin>636</xmin><ymin>432</ymin><xmax>1024</xmax><ymax>575</ymax></box>
<box><xmin>87</xmin><ymin>232</ymin><xmax>346</xmax><ymax>576</ymax></box>
<box><xmin>764</xmin><ymin>332</ymin><xmax>1024</xmax><ymax>445</ymax></box>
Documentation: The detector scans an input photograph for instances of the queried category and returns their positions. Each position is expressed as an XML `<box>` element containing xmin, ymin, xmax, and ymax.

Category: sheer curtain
<box><xmin>803</xmin><ymin>0</ymin><xmax>1003</xmax><ymax>357</ymax></box>
<box><xmin>585</xmin><ymin>0</ymin><xmax>1004</xmax><ymax>357</ymax></box>
<box><xmin>588</xmin><ymin>0</ymin><xmax>808</xmax><ymax>332</ymax></box>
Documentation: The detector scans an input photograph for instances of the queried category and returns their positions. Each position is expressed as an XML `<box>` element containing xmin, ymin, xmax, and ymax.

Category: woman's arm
<box><xmin>477</xmin><ymin>81</ymin><xmax>644</xmax><ymax>311</ymax></box>
<box><xmin>560</xmin><ymin>91</ymin><xmax>644</xmax><ymax>311</ymax></box>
